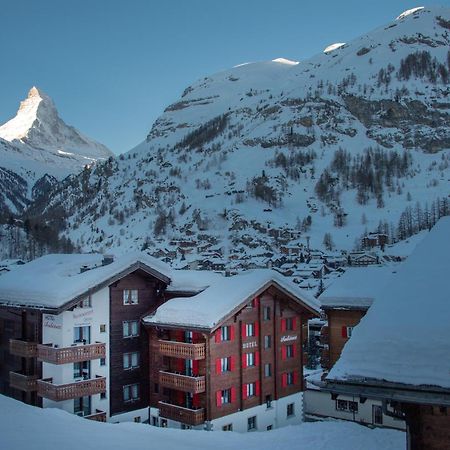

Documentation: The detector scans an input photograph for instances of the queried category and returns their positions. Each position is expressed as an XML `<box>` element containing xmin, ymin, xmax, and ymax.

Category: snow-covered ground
<box><xmin>0</xmin><ymin>395</ymin><xmax>405</xmax><ymax>450</ymax></box>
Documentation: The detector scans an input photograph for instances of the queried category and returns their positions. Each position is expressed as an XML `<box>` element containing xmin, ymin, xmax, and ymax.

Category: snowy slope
<box><xmin>0</xmin><ymin>394</ymin><xmax>405</xmax><ymax>450</ymax></box>
<box><xmin>28</xmin><ymin>7</ymin><xmax>450</xmax><ymax>263</ymax></box>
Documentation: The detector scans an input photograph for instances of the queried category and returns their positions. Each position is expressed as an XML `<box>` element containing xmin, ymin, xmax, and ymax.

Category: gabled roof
<box><xmin>319</xmin><ymin>266</ymin><xmax>398</xmax><ymax>310</ymax></box>
<box><xmin>144</xmin><ymin>269</ymin><xmax>320</xmax><ymax>331</ymax></box>
<box><xmin>0</xmin><ymin>252</ymin><xmax>172</xmax><ymax>312</ymax></box>
<box><xmin>327</xmin><ymin>217</ymin><xmax>450</xmax><ymax>391</ymax></box>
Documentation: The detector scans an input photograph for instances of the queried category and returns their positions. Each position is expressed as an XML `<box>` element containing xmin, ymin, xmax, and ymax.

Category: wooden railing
<box><xmin>9</xmin><ymin>371</ymin><xmax>38</xmax><ymax>392</ymax></box>
<box><xmin>9</xmin><ymin>339</ymin><xmax>38</xmax><ymax>358</ymax></box>
<box><xmin>37</xmin><ymin>343</ymin><xmax>106</xmax><ymax>364</ymax></box>
<box><xmin>85</xmin><ymin>410</ymin><xmax>107</xmax><ymax>422</ymax></box>
<box><xmin>158</xmin><ymin>401</ymin><xmax>205</xmax><ymax>426</ymax></box>
<box><xmin>320</xmin><ymin>326</ymin><xmax>329</xmax><ymax>345</ymax></box>
<box><xmin>159</xmin><ymin>371</ymin><xmax>205</xmax><ymax>394</ymax></box>
<box><xmin>159</xmin><ymin>340</ymin><xmax>205</xmax><ymax>360</ymax></box>
<box><xmin>37</xmin><ymin>376</ymin><xmax>106</xmax><ymax>401</ymax></box>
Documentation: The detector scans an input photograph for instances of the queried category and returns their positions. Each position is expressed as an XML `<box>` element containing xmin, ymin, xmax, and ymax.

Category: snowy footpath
<box><xmin>0</xmin><ymin>395</ymin><xmax>404</xmax><ymax>450</ymax></box>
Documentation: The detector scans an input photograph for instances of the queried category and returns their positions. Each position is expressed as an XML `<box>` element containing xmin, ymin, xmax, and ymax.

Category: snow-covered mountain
<box><xmin>0</xmin><ymin>87</ymin><xmax>113</xmax><ymax>216</ymax></box>
<box><xmin>26</xmin><ymin>7</ymin><xmax>450</xmax><ymax>263</ymax></box>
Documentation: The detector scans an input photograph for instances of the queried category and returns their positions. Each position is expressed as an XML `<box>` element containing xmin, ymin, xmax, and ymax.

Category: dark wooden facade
<box><xmin>147</xmin><ymin>284</ymin><xmax>315</xmax><ymax>425</ymax></box>
<box><xmin>108</xmin><ymin>269</ymin><xmax>166</xmax><ymax>416</ymax></box>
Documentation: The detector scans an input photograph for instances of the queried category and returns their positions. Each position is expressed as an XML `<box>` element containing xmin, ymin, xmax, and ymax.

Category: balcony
<box><xmin>159</xmin><ymin>340</ymin><xmax>205</xmax><ymax>360</ymax></box>
<box><xmin>85</xmin><ymin>410</ymin><xmax>107</xmax><ymax>422</ymax></box>
<box><xmin>37</xmin><ymin>342</ymin><xmax>106</xmax><ymax>365</ymax></box>
<box><xmin>9</xmin><ymin>371</ymin><xmax>38</xmax><ymax>392</ymax></box>
<box><xmin>9</xmin><ymin>339</ymin><xmax>38</xmax><ymax>358</ymax></box>
<box><xmin>159</xmin><ymin>371</ymin><xmax>205</xmax><ymax>394</ymax></box>
<box><xmin>158</xmin><ymin>401</ymin><xmax>205</xmax><ymax>426</ymax></box>
<box><xmin>37</xmin><ymin>376</ymin><xmax>106</xmax><ymax>401</ymax></box>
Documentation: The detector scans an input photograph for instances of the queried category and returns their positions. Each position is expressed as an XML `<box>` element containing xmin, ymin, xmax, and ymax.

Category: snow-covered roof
<box><xmin>0</xmin><ymin>252</ymin><xmax>172</xmax><ymax>310</ymax></box>
<box><xmin>167</xmin><ymin>270</ymin><xmax>223</xmax><ymax>293</ymax></box>
<box><xmin>328</xmin><ymin>217</ymin><xmax>450</xmax><ymax>390</ymax></box>
<box><xmin>319</xmin><ymin>266</ymin><xmax>398</xmax><ymax>309</ymax></box>
<box><xmin>144</xmin><ymin>269</ymin><xmax>320</xmax><ymax>330</ymax></box>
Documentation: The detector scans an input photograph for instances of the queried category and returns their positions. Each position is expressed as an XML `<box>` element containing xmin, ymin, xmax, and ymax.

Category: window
<box><xmin>341</xmin><ymin>326</ymin><xmax>354</xmax><ymax>338</ymax></box>
<box><xmin>266</xmin><ymin>425</ymin><xmax>273</xmax><ymax>431</ymax></box>
<box><xmin>266</xmin><ymin>394</ymin><xmax>272</xmax><ymax>408</ymax></box>
<box><xmin>221</xmin><ymin>357</ymin><xmax>231</xmax><ymax>372</ymax></box>
<box><xmin>160</xmin><ymin>419</ymin><xmax>168</xmax><ymax>428</ymax></box>
<box><xmin>216</xmin><ymin>387</ymin><xmax>236</xmax><ymax>406</ymax></box>
<box><xmin>286</xmin><ymin>344</ymin><xmax>294</xmax><ymax>358</ymax></box>
<box><xmin>347</xmin><ymin>327</ymin><xmax>353</xmax><ymax>337</ymax></box>
<box><xmin>100</xmin><ymin>392</ymin><xmax>107</xmax><ymax>399</ymax></box>
<box><xmin>263</xmin><ymin>306</ymin><xmax>271</xmax><ymax>321</ymax></box>
<box><xmin>123</xmin><ymin>352</ymin><xmax>140</xmax><ymax>369</ymax></box>
<box><xmin>372</xmin><ymin>405</ymin><xmax>383</xmax><ymax>425</ymax></box>
<box><xmin>245</xmin><ymin>323</ymin><xmax>255</xmax><ymax>337</ymax></box>
<box><xmin>264</xmin><ymin>335</ymin><xmax>272</xmax><ymax>349</ymax></box>
<box><xmin>285</xmin><ymin>317</ymin><xmax>294</xmax><ymax>331</ymax></box>
<box><xmin>134</xmin><ymin>416</ymin><xmax>141</xmax><ymax>423</ymax></box>
<box><xmin>220</xmin><ymin>326</ymin><xmax>231</xmax><ymax>341</ymax></box>
<box><xmin>222</xmin><ymin>424</ymin><xmax>233</xmax><ymax>431</ymax></box>
<box><xmin>123</xmin><ymin>383</ymin><xmax>139</xmax><ymax>402</ymax></box>
<box><xmin>123</xmin><ymin>289</ymin><xmax>139</xmax><ymax>305</ymax></box>
<box><xmin>74</xmin><ymin>396</ymin><xmax>91</xmax><ymax>417</ymax></box>
<box><xmin>287</xmin><ymin>403</ymin><xmax>295</xmax><ymax>417</ymax></box>
<box><xmin>100</xmin><ymin>357</ymin><xmax>106</xmax><ymax>366</ymax></box>
<box><xmin>123</xmin><ymin>320</ymin><xmax>139</xmax><ymax>337</ymax></box>
<box><xmin>152</xmin><ymin>416</ymin><xmax>159</xmax><ymax>426</ymax></box>
<box><xmin>246</xmin><ymin>352</ymin><xmax>256</xmax><ymax>367</ymax></box>
<box><xmin>78</xmin><ymin>297</ymin><xmax>91</xmax><ymax>308</ymax></box>
<box><xmin>246</xmin><ymin>382</ymin><xmax>256</xmax><ymax>397</ymax></box>
<box><xmin>286</xmin><ymin>372</ymin><xmax>294</xmax><ymax>385</ymax></box>
<box><xmin>264</xmin><ymin>363</ymin><xmax>272</xmax><ymax>378</ymax></box>
<box><xmin>247</xmin><ymin>416</ymin><xmax>257</xmax><ymax>431</ymax></box>
<box><xmin>74</xmin><ymin>361</ymin><xmax>90</xmax><ymax>379</ymax></box>
<box><xmin>336</xmin><ymin>399</ymin><xmax>358</xmax><ymax>413</ymax></box>
<box><xmin>100</xmin><ymin>324</ymin><xmax>106</xmax><ymax>333</ymax></box>
<box><xmin>74</xmin><ymin>326</ymin><xmax>91</xmax><ymax>344</ymax></box>
<box><xmin>221</xmin><ymin>388</ymin><xmax>232</xmax><ymax>404</ymax></box>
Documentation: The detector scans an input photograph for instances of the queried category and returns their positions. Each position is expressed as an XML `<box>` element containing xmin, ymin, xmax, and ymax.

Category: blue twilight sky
<box><xmin>0</xmin><ymin>0</ymin><xmax>449</xmax><ymax>154</ymax></box>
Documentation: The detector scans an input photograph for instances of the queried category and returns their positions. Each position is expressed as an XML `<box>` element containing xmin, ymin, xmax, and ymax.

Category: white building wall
<box><xmin>41</xmin><ymin>287</ymin><xmax>110</xmax><ymax>418</ymax></box>
<box><xmin>303</xmin><ymin>389</ymin><xmax>405</xmax><ymax>430</ymax></box>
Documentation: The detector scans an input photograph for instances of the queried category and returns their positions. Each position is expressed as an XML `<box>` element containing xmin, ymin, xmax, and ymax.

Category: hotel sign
<box><xmin>280</xmin><ymin>335</ymin><xmax>297</xmax><ymax>343</ymax></box>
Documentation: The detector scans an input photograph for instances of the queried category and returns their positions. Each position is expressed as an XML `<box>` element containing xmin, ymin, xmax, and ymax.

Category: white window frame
<box><xmin>246</xmin><ymin>382</ymin><xmax>256</xmax><ymax>397</ymax></box>
<box><xmin>221</xmin><ymin>357</ymin><xmax>231</xmax><ymax>372</ymax></box>
<box><xmin>246</xmin><ymin>323</ymin><xmax>255</xmax><ymax>337</ymax></box>
<box><xmin>221</xmin><ymin>388</ymin><xmax>231</xmax><ymax>404</ymax></box>
<box><xmin>221</xmin><ymin>326</ymin><xmax>230</xmax><ymax>341</ymax></box>
<box><xmin>123</xmin><ymin>320</ymin><xmax>139</xmax><ymax>338</ymax></box>
<box><xmin>287</xmin><ymin>403</ymin><xmax>295</xmax><ymax>417</ymax></box>
<box><xmin>123</xmin><ymin>383</ymin><xmax>139</xmax><ymax>402</ymax></box>
<box><xmin>247</xmin><ymin>415</ymin><xmax>257</xmax><ymax>431</ymax></box>
<box><xmin>264</xmin><ymin>363</ymin><xmax>272</xmax><ymax>377</ymax></box>
<box><xmin>246</xmin><ymin>352</ymin><xmax>256</xmax><ymax>367</ymax></box>
<box><xmin>346</xmin><ymin>326</ymin><xmax>354</xmax><ymax>337</ymax></box>
<box><xmin>123</xmin><ymin>289</ymin><xmax>139</xmax><ymax>305</ymax></box>
<box><xmin>264</xmin><ymin>335</ymin><xmax>271</xmax><ymax>349</ymax></box>
<box><xmin>123</xmin><ymin>351</ymin><xmax>140</xmax><ymax>370</ymax></box>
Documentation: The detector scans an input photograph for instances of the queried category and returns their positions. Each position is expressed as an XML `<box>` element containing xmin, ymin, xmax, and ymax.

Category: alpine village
<box><xmin>0</xmin><ymin>5</ymin><xmax>450</xmax><ymax>450</ymax></box>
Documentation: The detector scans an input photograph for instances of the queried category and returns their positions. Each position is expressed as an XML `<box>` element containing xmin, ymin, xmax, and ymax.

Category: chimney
<box><xmin>102</xmin><ymin>254</ymin><xmax>114</xmax><ymax>266</ymax></box>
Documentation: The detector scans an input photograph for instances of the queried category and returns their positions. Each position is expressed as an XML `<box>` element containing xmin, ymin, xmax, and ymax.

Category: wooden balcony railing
<box><xmin>9</xmin><ymin>371</ymin><xmax>38</xmax><ymax>392</ymax></box>
<box><xmin>37</xmin><ymin>343</ymin><xmax>106</xmax><ymax>365</ymax></box>
<box><xmin>159</xmin><ymin>371</ymin><xmax>205</xmax><ymax>394</ymax></box>
<box><xmin>37</xmin><ymin>376</ymin><xmax>106</xmax><ymax>401</ymax></box>
<box><xmin>158</xmin><ymin>401</ymin><xmax>205</xmax><ymax>426</ymax></box>
<box><xmin>9</xmin><ymin>339</ymin><xmax>38</xmax><ymax>358</ymax></box>
<box><xmin>85</xmin><ymin>410</ymin><xmax>107</xmax><ymax>422</ymax></box>
<box><xmin>159</xmin><ymin>340</ymin><xmax>205</xmax><ymax>360</ymax></box>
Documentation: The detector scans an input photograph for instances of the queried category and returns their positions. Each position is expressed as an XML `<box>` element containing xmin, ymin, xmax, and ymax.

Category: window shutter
<box><xmin>231</xmin><ymin>387</ymin><xmax>236</xmax><ymax>403</ymax></box>
<box><xmin>230</xmin><ymin>325</ymin><xmax>235</xmax><ymax>341</ymax></box>
<box><xmin>294</xmin><ymin>370</ymin><xmax>299</xmax><ymax>384</ymax></box>
<box><xmin>242</xmin><ymin>353</ymin><xmax>247</xmax><ymax>369</ymax></box>
<box><xmin>292</xmin><ymin>317</ymin><xmax>297</xmax><ymax>330</ymax></box>
<box><xmin>193</xmin><ymin>394</ymin><xmax>200</xmax><ymax>408</ymax></box>
<box><xmin>242</xmin><ymin>323</ymin><xmax>246</xmax><ymax>338</ymax></box>
<box><xmin>255</xmin><ymin>381</ymin><xmax>260</xmax><ymax>396</ymax></box>
<box><xmin>215</xmin><ymin>359</ymin><xmax>221</xmax><ymax>375</ymax></box>
<box><xmin>281</xmin><ymin>318</ymin><xmax>286</xmax><ymax>332</ymax></box>
<box><xmin>216</xmin><ymin>391</ymin><xmax>222</xmax><ymax>407</ymax></box>
<box><xmin>255</xmin><ymin>322</ymin><xmax>259</xmax><ymax>337</ymax></box>
<box><xmin>193</xmin><ymin>332</ymin><xmax>200</xmax><ymax>344</ymax></box>
<box><xmin>292</xmin><ymin>345</ymin><xmax>297</xmax><ymax>358</ymax></box>
<box><xmin>177</xmin><ymin>359</ymin><xmax>185</xmax><ymax>372</ymax></box>
<box><xmin>282</xmin><ymin>373</ymin><xmax>287</xmax><ymax>388</ymax></box>
<box><xmin>341</xmin><ymin>326</ymin><xmax>347</xmax><ymax>338</ymax></box>
<box><xmin>193</xmin><ymin>360</ymin><xmax>199</xmax><ymax>376</ymax></box>
<box><xmin>281</xmin><ymin>345</ymin><xmax>287</xmax><ymax>360</ymax></box>
<box><xmin>242</xmin><ymin>385</ymin><xmax>247</xmax><ymax>400</ymax></box>
<box><xmin>253</xmin><ymin>297</ymin><xmax>260</xmax><ymax>308</ymax></box>
<box><xmin>255</xmin><ymin>351</ymin><xmax>260</xmax><ymax>366</ymax></box>
<box><xmin>230</xmin><ymin>356</ymin><xmax>236</xmax><ymax>371</ymax></box>
<box><xmin>215</xmin><ymin>329</ymin><xmax>221</xmax><ymax>343</ymax></box>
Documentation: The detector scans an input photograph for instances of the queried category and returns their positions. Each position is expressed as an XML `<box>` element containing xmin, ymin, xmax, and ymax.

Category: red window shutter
<box><xmin>281</xmin><ymin>318</ymin><xmax>286</xmax><ymax>332</ymax></box>
<box><xmin>230</xmin><ymin>356</ymin><xmax>236</xmax><ymax>371</ymax></box>
<box><xmin>292</xmin><ymin>345</ymin><xmax>297</xmax><ymax>358</ymax></box>
<box><xmin>255</xmin><ymin>351</ymin><xmax>260</xmax><ymax>366</ymax></box>
<box><xmin>177</xmin><ymin>330</ymin><xmax>184</xmax><ymax>341</ymax></box>
<box><xmin>294</xmin><ymin>370</ymin><xmax>299</xmax><ymax>384</ymax></box>
<box><xmin>231</xmin><ymin>387</ymin><xmax>236</xmax><ymax>403</ymax></box>
<box><xmin>341</xmin><ymin>326</ymin><xmax>347</xmax><ymax>338</ymax></box>
<box><xmin>230</xmin><ymin>325</ymin><xmax>235</xmax><ymax>341</ymax></box>
<box><xmin>255</xmin><ymin>380</ymin><xmax>260</xmax><ymax>396</ymax></box>
<box><xmin>281</xmin><ymin>345</ymin><xmax>287</xmax><ymax>360</ymax></box>
<box><xmin>255</xmin><ymin>322</ymin><xmax>259</xmax><ymax>337</ymax></box>
<box><xmin>216</xmin><ymin>391</ymin><xmax>222</xmax><ymax>407</ymax></box>
<box><xmin>242</xmin><ymin>353</ymin><xmax>247</xmax><ymax>369</ymax></box>
<box><xmin>215</xmin><ymin>329</ymin><xmax>221</xmax><ymax>343</ymax></box>
<box><xmin>242</xmin><ymin>385</ymin><xmax>247</xmax><ymax>400</ymax></box>
<box><xmin>193</xmin><ymin>360</ymin><xmax>199</xmax><ymax>376</ymax></box>
<box><xmin>253</xmin><ymin>297</ymin><xmax>260</xmax><ymax>308</ymax></box>
<box><xmin>282</xmin><ymin>373</ymin><xmax>287</xmax><ymax>388</ymax></box>
<box><xmin>177</xmin><ymin>359</ymin><xmax>184</xmax><ymax>372</ymax></box>
<box><xmin>193</xmin><ymin>332</ymin><xmax>200</xmax><ymax>343</ymax></box>
<box><xmin>292</xmin><ymin>318</ymin><xmax>297</xmax><ymax>330</ymax></box>
<box><xmin>242</xmin><ymin>323</ymin><xmax>246</xmax><ymax>338</ymax></box>
<box><xmin>216</xmin><ymin>359</ymin><xmax>222</xmax><ymax>375</ymax></box>
<box><xmin>193</xmin><ymin>394</ymin><xmax>200</xmax><ymax>408</ymax></box>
